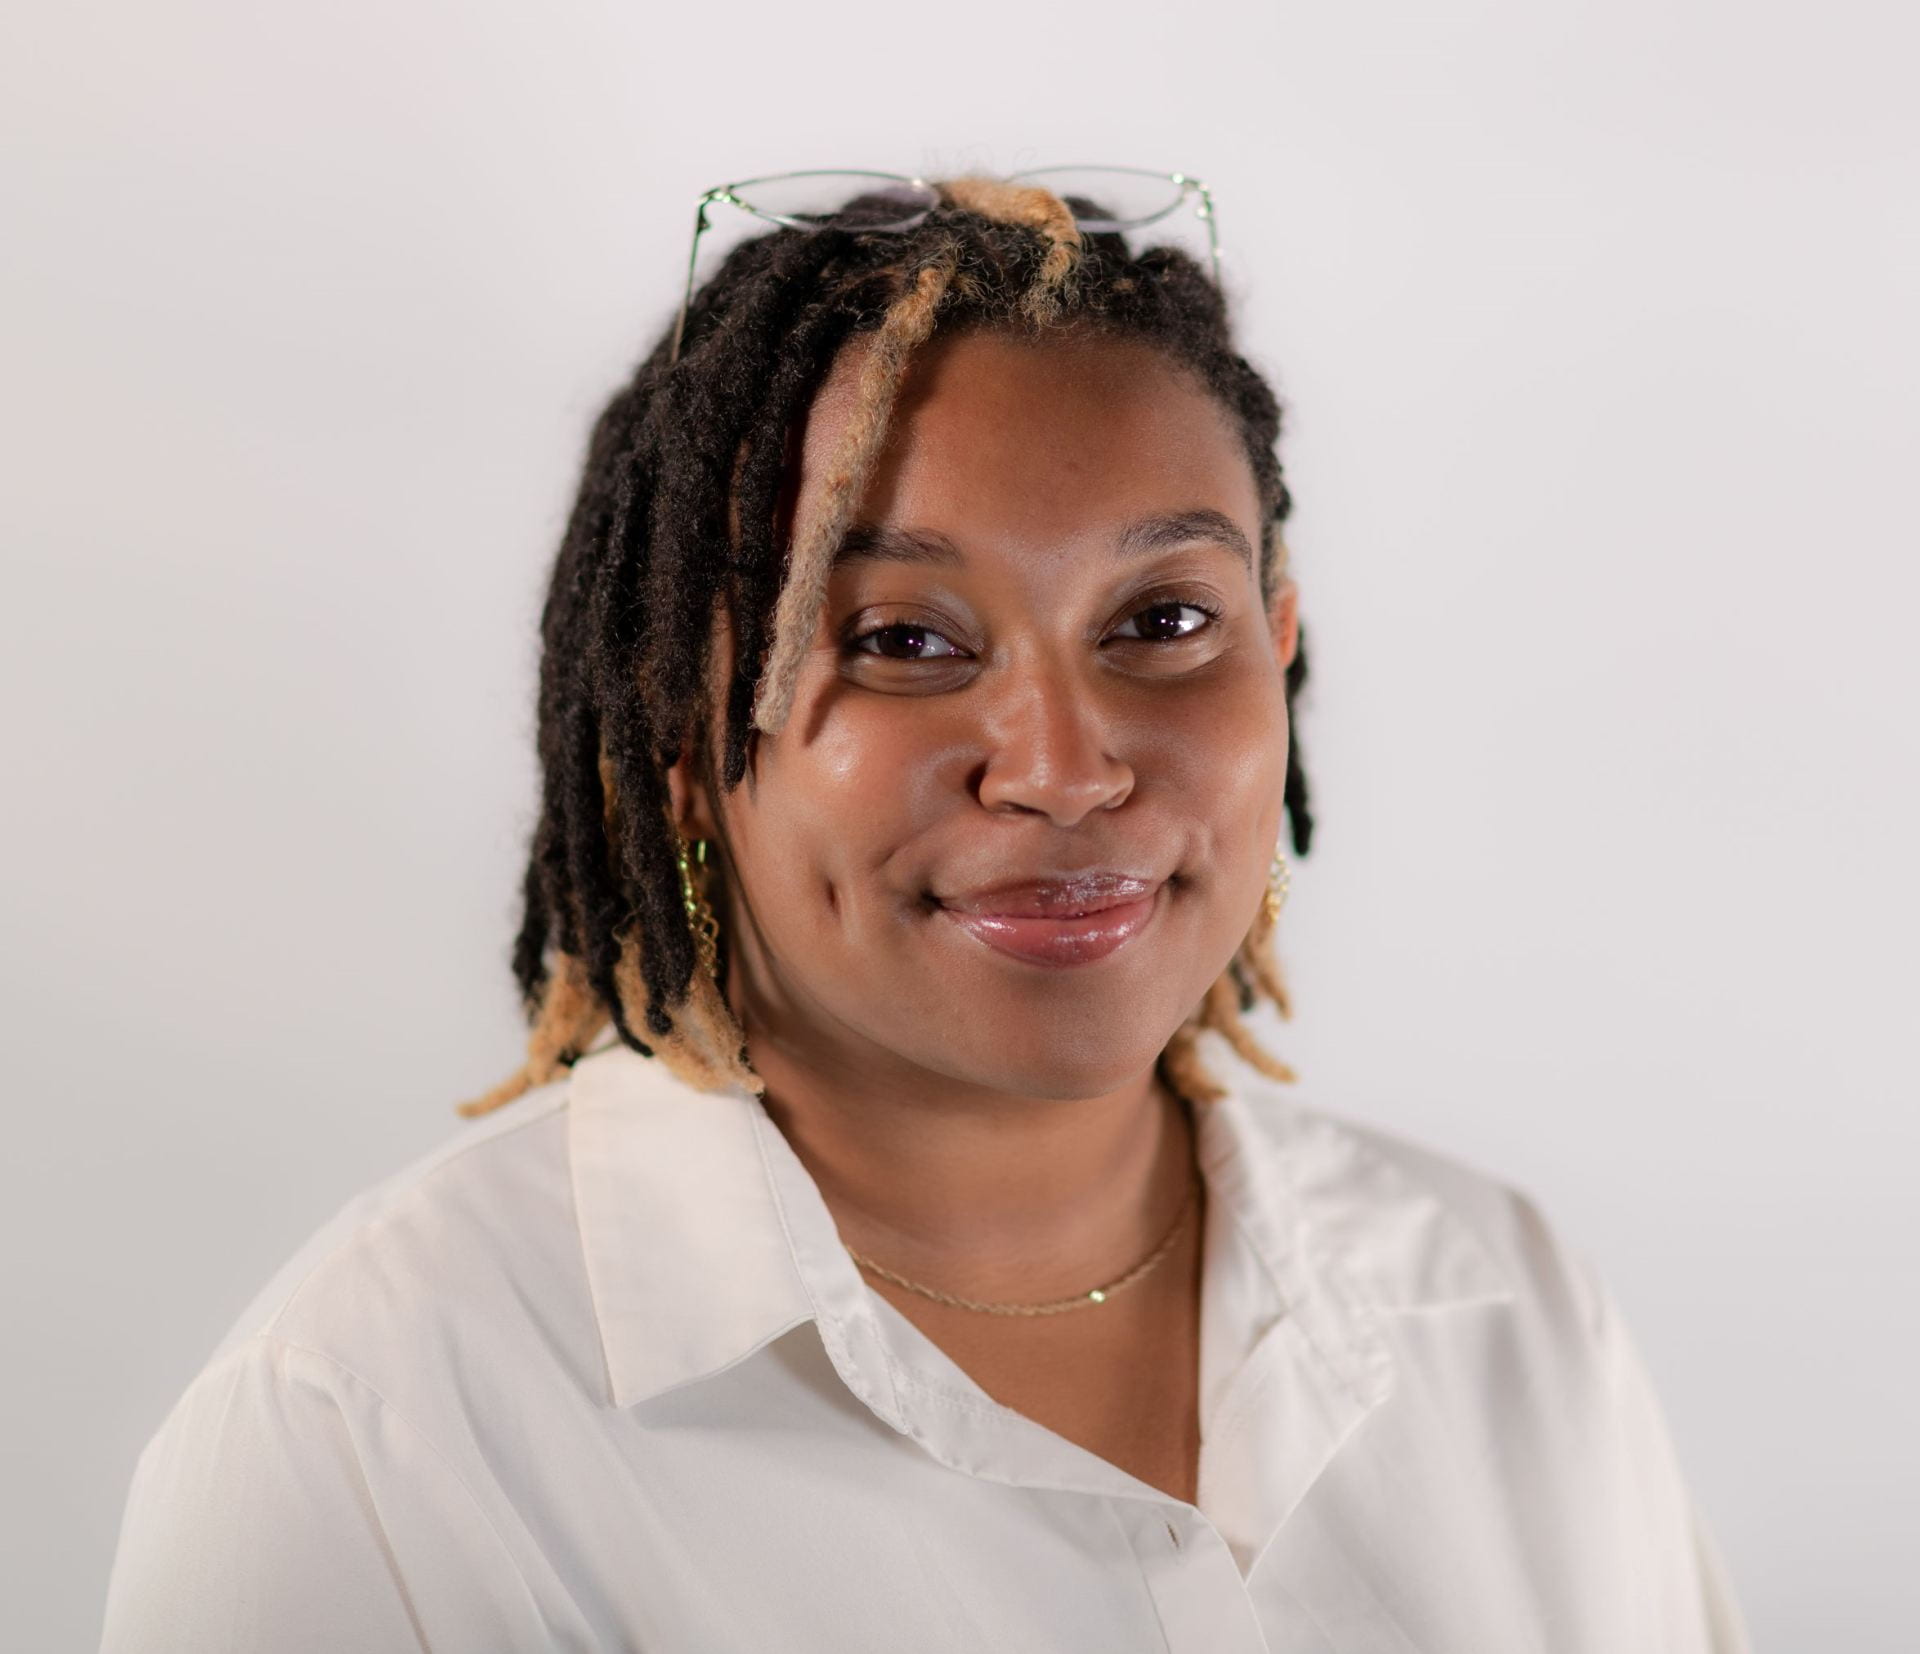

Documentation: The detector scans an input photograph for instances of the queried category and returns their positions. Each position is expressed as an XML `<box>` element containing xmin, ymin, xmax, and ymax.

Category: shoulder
<box><xmin>104</xmin><ymin>1078</ymin><xmax>585</xmax><ymax>1651</ymax></box>
<box><xmin>192</xmin><ymin>1075</ymin><xmax>599</xmax><ymax>1416</ymax></box>
<box><xmin>108</xmin><ymin>1079</ymin><xmax>595</xmax><ymax>1645</ymax></box>
<box><xmin>1222</xmin><ymin>1068</ymin><xmax>1605</xmax><ymax>1342</ymax></box>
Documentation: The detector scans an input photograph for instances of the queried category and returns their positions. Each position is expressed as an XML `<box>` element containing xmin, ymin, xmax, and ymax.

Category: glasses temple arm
<box><xmin>669</xmin><ymin>196</ymin><xmax>717</xmax><ymax>366</ymax></box>
<box><xmin>1188</xmin><ymin>180</ymin><xmax>1222</xmax><ymax>289</ymax></box>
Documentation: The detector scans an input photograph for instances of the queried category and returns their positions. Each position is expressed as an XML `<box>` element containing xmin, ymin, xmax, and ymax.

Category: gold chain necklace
<box><xmin>843</xmin><ymin>1170</ymin><xmax>1202</xmax><ymax>1317</ymax></box>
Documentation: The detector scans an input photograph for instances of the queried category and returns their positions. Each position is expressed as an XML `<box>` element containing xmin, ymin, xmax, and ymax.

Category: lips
<box><xmin>934</xmin><ymin>873</ymin><xmax>1165</xmax><ymax>966</ymax></box>
<box><xmin>936</xmin><ymin>872</ymin><xmax>1160</xmax><ymax>918</ymax></box>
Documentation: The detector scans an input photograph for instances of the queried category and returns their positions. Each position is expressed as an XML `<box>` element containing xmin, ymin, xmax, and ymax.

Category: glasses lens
<box><xmin>1009</xmin><ymin>167</ymin><xmax>1191</xmax><ymax>232</ymax></box>
<box><xmin>729</xmin><ymin>171</ymin><xmax>938</xmax><ymax>232</ymax></box>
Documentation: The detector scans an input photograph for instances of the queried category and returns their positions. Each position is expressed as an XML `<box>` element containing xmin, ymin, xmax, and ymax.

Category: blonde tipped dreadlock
<box><xmin>455</xmin><ymin>947</ymin><xmax>607</xmax><ymax>1118</ymax></box>
<box><xmin>457</xmin><ymin>752</ymin><xmax>762</xmax><ymax>1118</ymax></box>
<box><xmin>750</xmin><ymin>254</ymin><xmax>957</xmax><ymax>737</ymax></box>
<box><xmin>460</xmin><ymin>169</ymin><xmax>1316</xmax><ymax>1120</ymax></box>
<box><xmin>456</xmin><ymin>934</ymin><xmax>759</xmax><ymax>1119</ymax></box>
<box><xmin>750</xmin><ymin>178</ymin><xmax>1083</xmax><ymax>736</ymax></box>
<box><xmin>939</xmin><ymin>176</ymin><xmax>1083</xmax><ymax>323</ymax></box>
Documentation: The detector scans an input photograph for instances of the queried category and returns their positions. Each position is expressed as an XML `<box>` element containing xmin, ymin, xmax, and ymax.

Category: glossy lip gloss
<box><xmin>936</xmin><ymin>879</ymin><xmax>1164</xmax><ymax>967</ymax></box>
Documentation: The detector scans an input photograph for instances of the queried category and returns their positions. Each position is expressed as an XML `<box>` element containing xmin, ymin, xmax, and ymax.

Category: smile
<box><xmin>934</xmin><ymin>883</ymin><xmax>1163</xmax><ymax>967</ymax></box>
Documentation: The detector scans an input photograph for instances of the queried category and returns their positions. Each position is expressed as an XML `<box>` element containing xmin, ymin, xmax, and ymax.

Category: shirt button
<box><xmin>1163</xmin><ymin>1518</ymin><xmax>1182</xmax><ymax>1550</ymax></box>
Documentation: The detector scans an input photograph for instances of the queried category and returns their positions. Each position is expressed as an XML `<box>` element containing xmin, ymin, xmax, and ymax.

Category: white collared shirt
<box><xmin>102</xmin><ymin>1039</ymin><xmax>1750</xmax><ymax>1653</ymax></box>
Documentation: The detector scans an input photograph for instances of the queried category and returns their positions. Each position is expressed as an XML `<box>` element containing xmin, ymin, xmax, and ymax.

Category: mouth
<box><xmin>931</xmin><ymin>875</ymin><xmax>1166</xmax><ymax>967</ymax></box>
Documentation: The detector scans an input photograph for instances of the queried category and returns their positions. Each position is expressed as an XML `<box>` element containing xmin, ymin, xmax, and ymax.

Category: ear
<box><xmin>662</xmin><ymin>604</ymin><xmax>744</xmax><ymax>845</ymax></box>
<box><xmin>665</xmin><ymin>732</ymin><xmax>723</xmax><ymax>843</ymax></box>
<box><xmin>1267</xmin><ymin>573</ymin><xmax>1300</xmax><ymax>672</ymax></box>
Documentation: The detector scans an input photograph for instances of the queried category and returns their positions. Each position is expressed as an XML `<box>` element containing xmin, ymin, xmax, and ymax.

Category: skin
<box><xmin>667</xmin><ymin>324</ymin><xmax>1300</xmax><ymax>1503</ymax></box>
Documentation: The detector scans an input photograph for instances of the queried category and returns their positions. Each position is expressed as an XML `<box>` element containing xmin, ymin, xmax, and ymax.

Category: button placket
<box><xmin>1125</xmin><ymin>1504</ymin><xmax>1270</xmax><ymax>1654</ymax></box>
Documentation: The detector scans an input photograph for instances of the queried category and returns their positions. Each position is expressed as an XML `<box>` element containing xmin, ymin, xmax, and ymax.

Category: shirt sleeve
<box><xmin>1577</xmin><ymin>1253</ymin><xmax>1756</xmax><ymax>1654</ymax></box>
<box><xmin>100</xmin><ymin>1335</ymin><xmax>552</xmax><ymax>1654</ymax></box>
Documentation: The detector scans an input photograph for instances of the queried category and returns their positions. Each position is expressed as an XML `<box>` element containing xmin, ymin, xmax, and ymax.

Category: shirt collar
<box><xmin>565</xmin><ymin>1037</ymin><xmax>1513</xmax><ymax>1418</ymax></box>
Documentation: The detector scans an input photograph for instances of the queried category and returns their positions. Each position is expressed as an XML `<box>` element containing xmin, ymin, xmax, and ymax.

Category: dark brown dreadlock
<box><xmin>458</xmin><ymin>176</ymin><xmax>1315</xmax><ymax>1118</ymax></box>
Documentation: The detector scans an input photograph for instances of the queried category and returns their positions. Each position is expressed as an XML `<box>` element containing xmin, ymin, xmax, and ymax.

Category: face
<box><xmin>676</xmin><ymin>324</ymin><xmax>1299</xmax><ymax>1100</ymax></box>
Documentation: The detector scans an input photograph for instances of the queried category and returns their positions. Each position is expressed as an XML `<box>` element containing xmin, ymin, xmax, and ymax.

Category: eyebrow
<box><xmin>830</xmin><ymin>509</ymin><xmax>1254</xmax><ymax>572</ymax></box>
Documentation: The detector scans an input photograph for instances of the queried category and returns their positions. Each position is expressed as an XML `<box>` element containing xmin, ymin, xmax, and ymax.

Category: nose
<box><xmin>972</xmin><ymin>651</ymin><xmax>1134</xmax><ymax>825</ymax></box>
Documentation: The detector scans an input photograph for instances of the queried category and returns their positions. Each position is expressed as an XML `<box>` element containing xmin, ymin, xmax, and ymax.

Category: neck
<box><xmin>733</xmin><ymin>970</ymin><xmax>1198</xmax><ymax>1310</ymax></box>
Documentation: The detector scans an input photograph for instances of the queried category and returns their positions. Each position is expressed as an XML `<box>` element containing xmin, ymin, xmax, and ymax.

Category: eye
<box><xmin>844</xmin><ymin>595</ymin><xmax>1223</xmax><ymax>664</ymax></box>
<box><xmin>846</xmin><ymin>620</ymin><xmax>968</xmax><ymax>661</ymax></box>
<box><xmin>1109</xmin><ymin>599</ymin><xmax>1221</xmax><ymax>643</ymax></box>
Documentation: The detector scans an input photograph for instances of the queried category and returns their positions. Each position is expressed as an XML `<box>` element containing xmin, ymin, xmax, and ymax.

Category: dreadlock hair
<box><xmin>457</xmin><ymin>175</ymin><xmax>1317</xmax><ymax>1119</ymax></box>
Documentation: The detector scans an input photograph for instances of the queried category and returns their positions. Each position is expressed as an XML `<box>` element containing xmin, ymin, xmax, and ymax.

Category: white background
<box><xmin>4</xmin><ymin>1</ymin><xmax>1914</xmax><ymax>1646</ymax></box>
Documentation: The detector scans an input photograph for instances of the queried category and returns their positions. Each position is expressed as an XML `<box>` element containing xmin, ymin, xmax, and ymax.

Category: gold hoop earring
<box><xmin>1261</xmin><ymin>845</ymin><xmax>1292</xmax><ymax>931</ymax></box>
<box><xmin>675</xmin><ymin>830</ymin><xmax>723</xmax><ymax>983</ymax></box>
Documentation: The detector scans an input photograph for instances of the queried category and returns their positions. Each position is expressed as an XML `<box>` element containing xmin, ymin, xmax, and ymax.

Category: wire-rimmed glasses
<box><xmin>667</xmin><ymin>165</ymin><xmax>1221</xmax><ymax>364</ymax></box>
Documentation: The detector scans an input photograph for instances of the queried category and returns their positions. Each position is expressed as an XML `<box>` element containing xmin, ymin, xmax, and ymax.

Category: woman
<box><xmin>102</xmin><ymin>172</ymin><xmax>1750</xmax><ymax>1651</ymax></box>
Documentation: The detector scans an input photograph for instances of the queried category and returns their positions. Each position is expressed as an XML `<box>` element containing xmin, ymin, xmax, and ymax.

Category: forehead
<box><xmin>797</xmin><ymin>326</ymin><xmax>1261</xmax><ymax>554</ymax></box>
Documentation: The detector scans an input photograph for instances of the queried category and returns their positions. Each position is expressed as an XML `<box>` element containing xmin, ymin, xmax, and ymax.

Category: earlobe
<box><xmin>665</xmin><ymin>754</ymin><xmax>692</xmax><ymax>833</ymax></box>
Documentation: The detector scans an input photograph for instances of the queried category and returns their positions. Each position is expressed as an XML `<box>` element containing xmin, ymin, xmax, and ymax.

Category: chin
<box><xmin>918</xmin><ymin>1008</ymin><xmax>1183</xmax><ymax>1101</ymax></box>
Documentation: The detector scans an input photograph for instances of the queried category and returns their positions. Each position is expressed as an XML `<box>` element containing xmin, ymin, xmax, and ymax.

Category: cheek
<box><xmin>729</xmin><ymin>713</ymin><xmax>937</xmax><ymax>925</ymax></box>
<box><xmin>1139</xmin><ymin>668</ymin><xmax>1290</xmax><ymax>840</ymax></box>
